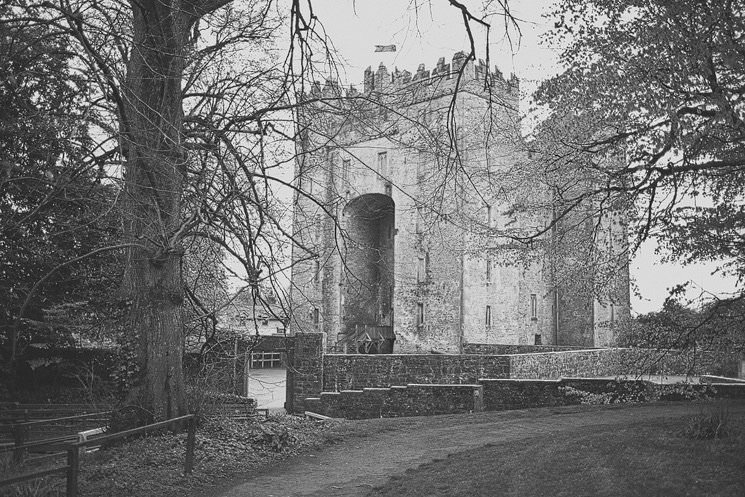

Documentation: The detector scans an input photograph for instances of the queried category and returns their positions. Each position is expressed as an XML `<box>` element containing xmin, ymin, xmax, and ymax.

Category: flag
<box><xmin>374</xmin><ymin>44</ymin><xmax>397</xmax><ymax>53</ymax></box>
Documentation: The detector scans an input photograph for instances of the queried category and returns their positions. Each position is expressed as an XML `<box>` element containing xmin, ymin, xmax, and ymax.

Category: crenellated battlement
<box><xmin>363</xmin><ymin>51</ymin><xmax>519</xmax><ymax>96</ymax></box>
<box><xmin>304</xmin><ymin>51</ymin><xmax>520</xmax><ymax>106</ymax></box>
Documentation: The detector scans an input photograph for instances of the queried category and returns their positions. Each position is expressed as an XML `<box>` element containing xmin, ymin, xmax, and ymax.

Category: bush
<box><xmin>682</xmin><ymin>405</ymin><xmax>732</xmax><ymax>440</ymax></box>
<box><xmin>559</xmin><ymin>380</ymin><xmax>655</xmax><ymax>405</ymax></box>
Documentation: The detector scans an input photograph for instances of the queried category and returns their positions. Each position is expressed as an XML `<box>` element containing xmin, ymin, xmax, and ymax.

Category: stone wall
<box><xmin>305</xmin><ymin>383</ymin><xmax>483</xmax><ymax>419</ymax></box>
<box><xmin>285</xmin><ymin>333</ymin><xmax>324</xmax><ymax>413</ymax></box>
<box><xmin>463</xmin><ymin>343</ymin><xmax>591</xmax><ymax>355</ymax></box>
<box><xmin>508</xmin><ymin>349</ymin><xmax>624</xmax><ymax>379</ymax></box>
<box><xmin>507</xmin><ymin>348</ymin><xmax>740</xmax><ymax>379</ymax></box>
<box><xmin>286</xmin><ymin>337</ymin><xmax>741</xmax><ymax>414</ymax></box>
<box><xmin>322</xmin><ymin>353</ymin><xmax>510</xmax><ymax>391</ymax></box>
<box><xmin>305</xmin><ymin>377</ymin><xmax>745</xmax><ymax>419</ymax></box>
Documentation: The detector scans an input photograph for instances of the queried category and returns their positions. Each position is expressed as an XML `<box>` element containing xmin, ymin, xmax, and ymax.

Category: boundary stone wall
<box><xmin>322</xmin><ymin>354</ymin><xmax>510</xmax><ymax>391</ymax></box>
<box><xmin>305</xmin><ymin>384</ymin><xmax>483</xmax><ymax>419</ymax></box>
<box><xmin>463</xmin><ymin>344</ymin><xmax>591</xmax><ymax>355</ymax></box>
<box><xmin>507</xmin><ymin>348</ymin><xmax>740</xmax><ymax>379</ymax></box>
<box><xmin>286</xmin><ymin>335</ymin><xmax>741</xmax><ymax>414</ymax></box>
<box><xmin>305</xmin><ymin>377</ymin><xmax>745</xmax><ymax>419</ymax></box>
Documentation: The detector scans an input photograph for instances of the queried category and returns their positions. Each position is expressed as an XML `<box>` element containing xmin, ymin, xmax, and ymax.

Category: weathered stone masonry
<box><xmin>284</xmin><ymin>334</ymin><xmax>740</xmax><ymax>414</ymax></box>
<box><xmin>289</xmin><ymin>52</ymin><xmax>631</xmax><ymax>354</ymax></box>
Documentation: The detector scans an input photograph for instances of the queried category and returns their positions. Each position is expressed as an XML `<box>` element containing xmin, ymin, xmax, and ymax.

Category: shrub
<box><xmin>682</xmin><ymin>405</ymin><xmax>732</xmax><ymax>440</ymax></box>
<box><xmin>656</xmin><ymin>383</ymin><xmax>716</xmax><ymax>402</ymax></box>
<box><xmin>559</xmin><ymin>380</ymin><xmax>655</xmax><ymax>405</ymax></box>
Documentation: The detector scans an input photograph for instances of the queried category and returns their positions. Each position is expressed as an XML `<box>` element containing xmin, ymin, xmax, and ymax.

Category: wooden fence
<box><xmin>0</xmin><ymin>414</ymin><xmax>196</xmax><ymax>497</ymax></box>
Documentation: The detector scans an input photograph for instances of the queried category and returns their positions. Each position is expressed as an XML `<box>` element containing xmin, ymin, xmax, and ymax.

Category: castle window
<box><xmin>534</xmin><ymin>334</ymin><xmax>542</xmax><ymax>345</ymax></box>
<box><xmin>342</xmin><ymin>159</ymin><xmax>350</xmax><ymax>183</ymax></box>
<box><xmin>486</xmin><ymin>204</ymin><xmax>492</xmax><ymax>227</ymax></box>
<box><xmin>530</xmin><ymin>294</ymin><xmax>538</xmax><ymax>320</ymax></box>
<box><xmin>610</xmin><ymin>303</ymin><xmax>615</xmax><ymax>323</ymax></box>
<box><xmin>417</xmin><ymin>256</ymin><xmax>425</xmax><ymax>283</ymax></box>
<box><xmin>486</xmin><ymin>258</ymin><xmax>492</xmax><ymax>285</ymax></box>
<box><xmin>415</xmin><ymin>207</ymin><xmax>423</xmax><ymax>234</ymax></box>
<box><xmin>313</xmin><ymin>308</ymin><xmax>320</xmax><ymax>327</ymax></box>
<box><xmin>378</xmin><ymin>152</ymin><xmax>388</xmax><ymax>176</ymax></box>
<box><xmin>416</xmin><ymin>303</ymin><xmax>425</xmax><ymax>326</ymax></box>
<box><xmin>485</xmin><ymin>305</ymin><xmax>492</xmax><ymax>326</ymax></box>
<box><xmin>314</xmin><ymin>259</ymin><xmax>321</xmax><ymax>284</ymax></box>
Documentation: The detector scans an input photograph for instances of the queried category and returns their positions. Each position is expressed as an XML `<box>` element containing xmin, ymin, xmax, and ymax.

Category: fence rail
<box><xmin>0</xmin><ymin>414</ymin><xmax>196</xmax><ymax>497</ymax></box>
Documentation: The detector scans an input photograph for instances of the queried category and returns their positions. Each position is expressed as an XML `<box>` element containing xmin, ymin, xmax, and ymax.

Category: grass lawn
<box><xmin>366</xmin><ymin>407</ymin><xmax>745</xmax><ymax>497</ymax></box>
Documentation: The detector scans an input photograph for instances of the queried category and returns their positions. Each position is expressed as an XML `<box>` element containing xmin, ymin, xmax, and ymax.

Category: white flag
<box><xmin>374</xmin><ymin>45</ymin><xmax>397</xmax><ymax>53</ymax></box>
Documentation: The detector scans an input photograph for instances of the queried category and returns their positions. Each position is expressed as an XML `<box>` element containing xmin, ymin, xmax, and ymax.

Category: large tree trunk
<box><xmin>121</xmin><ymin>0</ymin><xmax>193</xmax><ymax>420</ymax></box>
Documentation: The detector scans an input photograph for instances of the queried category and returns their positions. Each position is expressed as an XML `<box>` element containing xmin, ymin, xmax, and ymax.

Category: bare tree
<box><xmin>2</xmin><ymin>0</ymin><xmax>522</xmax><ymax>417</ymax></box>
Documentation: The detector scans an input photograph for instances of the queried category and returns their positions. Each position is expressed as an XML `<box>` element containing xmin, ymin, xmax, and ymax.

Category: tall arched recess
<box><xmin>341</xmin><ymin>193</ymin><xmax>395</xmax><ymax>353</ymax></box>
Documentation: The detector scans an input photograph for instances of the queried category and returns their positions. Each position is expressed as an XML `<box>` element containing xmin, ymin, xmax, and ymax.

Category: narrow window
<box><xmin>416</xmin><ymin>303</ymin><xmax>425</xmax><ymax>326</ymax></box>
<box><xmin>534</xmin><ymin>334</ymin><xmax>542</xmax><ymax>345</ymax></box>
<box><xmin>313</xmin><ymin>308</ymin><xmax>320</xmax><ymax>327</ymax></box>
<box><xmin>486</xmin><ymin>258</ymin><xmax>492</xmax><ymax>285</ymax></box>
<box><xmin>530</xmin><ymin>294</ymin><xmax>538</xmax><ymax>320</ymax></box>
<box><xmin>415</xmin><ymin>207</ymin><xmax>423</xmax><ymax>234</ymax></box>
<box><xmin>486</xmin><ymin>204</ymin><xmax>492</xmax><ymax>227</ymax></box>
<box><xmin>315</xmin><ymin>215</ymin><xmax>321</xmax><ymax>241</ymax></box>
<box><xmin>314</xmin><ymin>260</ymin><xmax>321</xmax><ymax>284</ymax></box>
<box><xmin>485</xmin><ymin>305</ymin><xmax>492</xmax><ymax>326</ymax></box>
<box><xmin>378</xmin><ymin>151</ymin><xmax>388</xmax><ymax>176</ymax></box>
<box><xmin>342</xmin><ymin>158</ymin><xmax>350</xmax><ymax>183</ymax></box>
<box><xmin>610</xmin><ymin>303</ymin><xmax>615</xmax><ymax>323</ymax></box>
<box><xmin>417</xmin><ymin>256</ymin><xmax>425</xmax><ymax>283</ymax></box>
<box><xmin>307</xmin><ymin>177</ymin><xmax>313</xmax><ymax>195</ymax></box>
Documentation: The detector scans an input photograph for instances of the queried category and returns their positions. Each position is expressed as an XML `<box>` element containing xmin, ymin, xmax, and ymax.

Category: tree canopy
<box><xmin>532</xmin><ymin>0</ymin><xmax>745</xmax><ymax>282</ymax></box>
<box><xmin>528</xmin><ymin>0</ymin><xmax>745</xmax><ymax>349</ymax></box>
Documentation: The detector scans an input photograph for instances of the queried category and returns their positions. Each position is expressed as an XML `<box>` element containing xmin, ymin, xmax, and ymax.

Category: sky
<box><xmin>304</xmin><ymin>0</ymin><xmax>740</xmax><ymax>314</ymax></box>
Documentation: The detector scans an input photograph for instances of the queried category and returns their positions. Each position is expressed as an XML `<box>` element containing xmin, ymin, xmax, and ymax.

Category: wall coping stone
<box><xmin>701</xmin><ymin>375</ymin><xmax>745</xmax><ymax>384</ymax></box>
<box><xmin>407</xmin><ymin>383</ymin><xmax>482</xmax><ymax>388</ymax></box>
<box><xmin>325</xmin><ymin>353</ymin><xmax>509</xmax><ymax>357</ymax></box>
<box><xmin>363</xmin><ymin>387</ymin><xmax>392</xmax><ymax>391</ymax></box>
<box><xmin>505</xmin><ymin>348</ymin><xmax>605</xmax><ymax>356</ymax></box>
<box><xmin>479</xmin><ymin>378</ymin><xmax>561</xmax><ymax>383</ymax></box>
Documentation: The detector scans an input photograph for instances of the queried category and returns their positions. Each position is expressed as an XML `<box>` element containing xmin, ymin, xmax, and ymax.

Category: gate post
<box><xmin>285</xmin><ymin>333</ymin><xmax>324</xmax><ymax>414</ymax></box>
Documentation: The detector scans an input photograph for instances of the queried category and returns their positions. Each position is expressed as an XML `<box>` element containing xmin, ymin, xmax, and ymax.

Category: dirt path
<box><xmin>214</xmin><ymin>401</ymin><xmax>745</xmax><ymax>497</ymax></box>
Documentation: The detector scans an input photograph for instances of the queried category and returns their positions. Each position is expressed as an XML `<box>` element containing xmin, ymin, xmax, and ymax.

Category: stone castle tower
<box><xmin>289</xmin><ymin>52</ymin><xmax>630</xmax><ymax>353</ymax></box>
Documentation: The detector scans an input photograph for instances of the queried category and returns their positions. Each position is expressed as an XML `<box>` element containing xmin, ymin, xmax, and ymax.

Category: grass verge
<box><xmin>366</xmin><ymin>403</ymin><xmax>745</xmax><ymax>497</ymax></box>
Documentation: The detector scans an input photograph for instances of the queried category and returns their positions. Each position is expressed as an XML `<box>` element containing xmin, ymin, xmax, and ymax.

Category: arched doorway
<box><xmin>341</xmin><ymin>194</ymin><xmax>395</xmax><ymax>352</ymax></box>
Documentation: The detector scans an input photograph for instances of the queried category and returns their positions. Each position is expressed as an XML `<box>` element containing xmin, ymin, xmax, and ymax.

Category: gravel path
<box><xmin>214</xmin><ymin>401</ymin><xmax>745</xmax><ymax>497</ymax></box>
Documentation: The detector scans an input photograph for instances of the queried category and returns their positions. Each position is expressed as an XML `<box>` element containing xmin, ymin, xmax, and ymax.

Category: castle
<box><xmin>289</xmin><ymin>52</ymin><xmax>630</xmax><ymax>353</ymax></box>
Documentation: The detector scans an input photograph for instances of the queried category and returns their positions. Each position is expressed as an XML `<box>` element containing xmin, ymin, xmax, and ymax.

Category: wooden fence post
<box><xmin>66</xmin><ymin>445</ymin><xmax>80</xmax><ymax>497</ymax></box>
<box><xmin>12</xmin><ymin>424</ymin><xmax>27</xmax><ymax>464</ymax></box>
<box><xmin>184</xmin><ymin>417</ymin><xmax>195</xmax><ymax>475</ymax></box>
